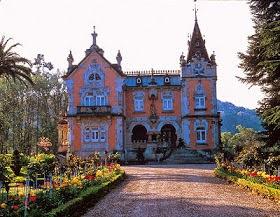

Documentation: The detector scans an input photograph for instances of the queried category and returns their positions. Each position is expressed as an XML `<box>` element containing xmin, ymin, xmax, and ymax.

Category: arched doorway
<box><xmin>161</xmin><ymin>124</ymin><xmax>177</xmax><ymax>147</ymax></box>
<box><xmin>131</xmin><ymin>125</ymin><xmax>148</xmax><ymax>142</ymax></box>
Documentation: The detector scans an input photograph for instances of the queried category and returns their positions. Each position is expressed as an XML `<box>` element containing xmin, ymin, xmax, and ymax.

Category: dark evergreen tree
<box><xmin>238</xmin><ymin>0</ymin><xmax>280</xmax><ymax>169</ymax></box>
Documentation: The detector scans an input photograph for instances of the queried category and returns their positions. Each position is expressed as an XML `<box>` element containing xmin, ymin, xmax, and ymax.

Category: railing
<box><xmin>77</xmin><ymin>105</ymin><xmax>112</xmax><ymax>115</ymax></box>
<box><xmin>124</xmin><ymin>69</ymin><xmax>181</xmax><ymax>76</ymax></box>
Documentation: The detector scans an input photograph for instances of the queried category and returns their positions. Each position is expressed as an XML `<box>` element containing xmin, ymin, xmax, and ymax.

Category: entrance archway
<box><xmin>131</xmin><ymin>125</ymin><xmax>148</xmax><ymax>142</ymax></box>
<box><xmin>161</xmin><ymin>124</ymin><xmax>177</xmax><ymax>147</ymax></box>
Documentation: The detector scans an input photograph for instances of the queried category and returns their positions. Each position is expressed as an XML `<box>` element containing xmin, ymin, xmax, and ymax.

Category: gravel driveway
<box><xmin>83</xmin><ymin>164</ymin><xmax>280</xmax><ymax>217</ymax></box>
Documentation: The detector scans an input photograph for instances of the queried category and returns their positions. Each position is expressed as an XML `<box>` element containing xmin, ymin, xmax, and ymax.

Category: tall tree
<box><xmin>238</xmin><ymin>0</ymin><xmax>280</xmax><ymax>168</ymax></box>
<box><xmin>0</xmin><ymin>36</ymin><xmax>33</xmax><ymax>85</ymax></box>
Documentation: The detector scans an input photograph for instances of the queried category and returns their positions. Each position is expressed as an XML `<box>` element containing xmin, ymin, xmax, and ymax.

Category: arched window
<box><xmin>88</xmin><ymin>73</ymin><xmax>101</xmax><ymax>81</ymax></box>
<box><xmin>84</xmin><ymin>128</ymin><xmax>91</xmax><ymax>142</ymax></box>
<box><xmin>196</xmin><ymin>127</ymin><xmax>207</xmax><ymax>144</ymax></box>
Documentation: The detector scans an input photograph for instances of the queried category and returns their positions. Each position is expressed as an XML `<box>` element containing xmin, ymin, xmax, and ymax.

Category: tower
<box><xmin>180</xmin><ymin>9</ymin><xmax>219</xmax><ymax>150</ymax></box>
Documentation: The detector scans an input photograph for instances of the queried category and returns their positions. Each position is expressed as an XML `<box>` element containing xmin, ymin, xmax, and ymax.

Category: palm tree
<box><xmin>0</xmin><ymin>36</ymin><xmax>33</xmax><ymax>85</ymax></box>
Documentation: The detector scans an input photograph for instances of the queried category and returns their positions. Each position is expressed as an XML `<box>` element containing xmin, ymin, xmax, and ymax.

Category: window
<box><xmin>89</xmin><ymin>74</ymin><xmax>95</xmax><ymax>80</ymax></box>
<box><xmin>100</xmin><ymin>130</ymin><xmax>106</xmax><ymax>142</ymax></box>
<box><xmin>88</xmin><ymin>73</ymin><xmax>101</xmax><ymax>81</ymax></box>
<box><xmin>163</xmin><ymin>98</ymin><xmax>173</xmax><ymax>111</ymax></box>
<box><xmin>92</xmin><ymin>129</ymin><xmax>99</xmax><ymax>142</ymax></box>
<box><xmin>134</xmin><ymin>97</ymin><xmax>144</xmax><ymax>111</ymax></box>
<box><xmin>164</xmin><ymin>77</ymin><xmax>170</xmax><ymax>84</ymax></box>
<box><xmin>136</xmin><ymin>77</ymin><xmax>142</xmax><ymax>84</ymax></box>
<box><xmin>84</xmin><ymin>127</ymin><xmax>106</xmax><ymax>143</ymax></box>
<box><xmin>195</xmin><ymin>96</ymin><xmax>205</xmax><ymax>109</ymax></box>
<box><xmin>84</xmin><ymin>94</ymin><xmax>94</xmax><ymax>106</ymax></box>
<box><xmin>196</xmin><ymin>127</ymin><xmax>206</xmax><ymax>143</ymax></box>
<box><xmin>84</xmin><ymin>128</ymin><xmax>91</xmax><ymax>142</ymax></box>
<box><xmin>96</xmin><ymin>95</ymin><xmax>106</xmax><ymax>106</ymax></box>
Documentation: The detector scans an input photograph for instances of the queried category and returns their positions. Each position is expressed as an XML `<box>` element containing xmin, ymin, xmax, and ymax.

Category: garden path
<box><xmin>83</xmin><ymin>164</ymin><xmax>280</xmax><ymax>217</ymax></box>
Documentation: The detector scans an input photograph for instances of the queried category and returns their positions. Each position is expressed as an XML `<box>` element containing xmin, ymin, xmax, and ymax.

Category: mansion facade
<box><xmin>58</xmin><ymin>17</ymin><xmax>221</xmax><ymax>160</ymax></box>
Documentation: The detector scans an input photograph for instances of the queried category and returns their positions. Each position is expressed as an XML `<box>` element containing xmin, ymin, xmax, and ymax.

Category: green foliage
<box><xmin>46</xmin><ymin>171</ymin><xmax>125</xmax><ymax>217</ymax></box>
<box><xmin>0</xmin><ymin>68</ymin><xmax>67</xmax><ymax>154</ymax></box>
<box><xmin>217</xmin><ymin>126</ymin><xmax>267</xmax><ymax>168</ymax></box>
<box><xmin>238</xmin><ymin>0</ymin><xmax>280</xmax><ymax>159</ymax></box>
<box><xmin>0</xmin><ymin>36</ymin><xmax>33</xmax><ymax>85</ymax></box>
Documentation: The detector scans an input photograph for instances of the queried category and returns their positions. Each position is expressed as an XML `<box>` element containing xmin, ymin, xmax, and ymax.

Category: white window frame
<box><xmin>163</xmin><ymin>97</ymin><xmax>173</xmax><ymax>111</ymax></box>
<box><xmin>196</xmin><ymin>127</ymin><xmax>207</xmax><ymax>143</ymax></box>
<box><xmin>195</xmin><ymin>96</ymin><xmax>206</xmax><ymax>109</ymax></box>
<box><xmin>84</xmin><ymin>95</ymin><xmax>94</xmax><ymax>106</ymax></box>
<box><xmin>96</xmin><ymin>95</ymin><xmax>106</xmax><ymax>106</ymax></box>
<box><xmin>92</xmin><ymin>129</ymin><xmax>99</xmax><ymax>142</ymax></box>
<box><xmin>134</xmin><ymin>97</ymin><xmax>144</xmax><ymax>112</ymax></box>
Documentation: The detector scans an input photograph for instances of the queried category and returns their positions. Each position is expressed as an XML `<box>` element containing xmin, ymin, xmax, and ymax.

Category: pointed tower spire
<box><xmin>186</xmin><ymin>2</ymin><xmax>210</xmax><ymax>62</ymax></box>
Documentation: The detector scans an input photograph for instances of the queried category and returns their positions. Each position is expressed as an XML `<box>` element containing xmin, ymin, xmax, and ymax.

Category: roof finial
<box><xmin>194</xmin><ymin>0</ymin><xmax>198</xmax><ymax>22</ymax></box>
<box><xmin>67</xmin><ymin>50</ymin><xmax>74</xmax><ymax>72</ymax></box>
<box><xmin>91</xmin><ymin>26</ymin><xmax>98</xmax><ymax>46</ymax></box>
<box><xmin>116</xmin><ymin>50</ymin><xmax>122</xmax><ymax>66</ymax></box>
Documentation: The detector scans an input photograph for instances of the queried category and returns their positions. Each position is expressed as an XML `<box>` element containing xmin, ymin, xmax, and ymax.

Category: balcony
<box><xmin>77</xmin><ymin>105</ymin><xmax>112</xmax><ymax>116</ymax></box>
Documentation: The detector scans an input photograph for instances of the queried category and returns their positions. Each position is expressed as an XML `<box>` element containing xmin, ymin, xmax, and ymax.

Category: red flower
<box><xmin>29</xmin><ymin>195</ymin><xmax>37</xmax><ymax>202</ymax></box>
<box><xmin>85</xmin><ymin>175</ymin><xmax>95</xmax><ymax>181</ymax></box>
<box><xmin>11</xmin><ymin>204</ymin><xmax>19</xmax><ymax>210</ymax></box>
<box><xmin>249</xmin><ymin>172</ymin><xmax>257</xmax><ymax>177</ymax></box>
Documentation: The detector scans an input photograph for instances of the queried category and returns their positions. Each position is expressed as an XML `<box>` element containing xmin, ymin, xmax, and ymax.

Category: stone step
<box><xmin>163</xmin><ymin>148</ymin><xmax>211</xmax><ymax>164</ymax></box>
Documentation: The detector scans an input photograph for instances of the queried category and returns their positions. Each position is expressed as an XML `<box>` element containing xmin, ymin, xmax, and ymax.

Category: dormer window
<box><xmin>136</xmin><ymin>77</ymin><xmax>142</xmax><ymax>85</ymax></box>
<box><xmin>196</xmin><ymin>41</ymin><xmax>200</xmax><ymax>47</ymax></box>
<box><xmin>164</xmin><ymin>76</ymin><xmax>170</xmax><ymax>84</ymax></box>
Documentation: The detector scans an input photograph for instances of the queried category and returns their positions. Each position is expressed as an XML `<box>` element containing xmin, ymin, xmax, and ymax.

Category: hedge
<box><xmin>214</xmin><ymin>168</ymin><xmax>280</xmax><ymax>202</ymax></box>
<box><xmin>46</xmin><ymin>171</ymin><xmax>125</xmax><ymax>217</ymax></box>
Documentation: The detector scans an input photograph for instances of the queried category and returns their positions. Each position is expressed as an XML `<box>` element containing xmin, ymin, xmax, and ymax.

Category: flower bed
<box><xmin>0</xmin><ymin>152</ymin><xmax>124</xmax><ymax>217</ymax></box>
<box><xmin>214</xmin><ymin>166</ymin><xmax>280</xmax><ymax>202</ymax></box>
